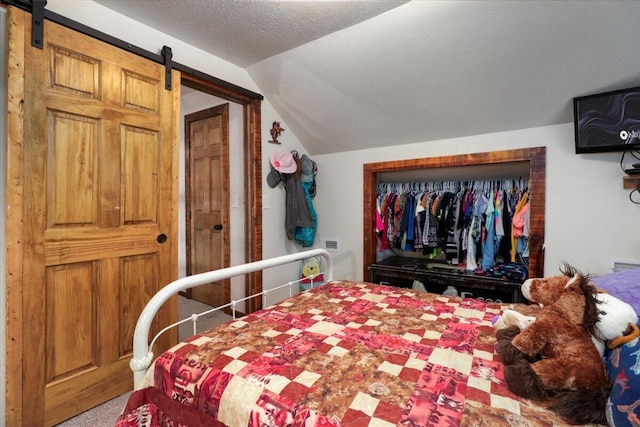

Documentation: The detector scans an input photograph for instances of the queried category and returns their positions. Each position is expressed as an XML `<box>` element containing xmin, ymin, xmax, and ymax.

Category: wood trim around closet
<box><xmin>363</xmin><ymin>147</ymin><xmax>546</xmax><ymax>280</ymax></box>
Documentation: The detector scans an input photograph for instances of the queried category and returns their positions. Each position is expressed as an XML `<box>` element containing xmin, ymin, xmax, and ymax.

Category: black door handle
<box><xmin>157</xmin><ymin>233</ymin><xmax>167</xmax><ymax>243</ymax></box>
<box><xmin>213</xmin><ymin>224</ymin><xmax>223</xmax><ymax>231</ymax></box>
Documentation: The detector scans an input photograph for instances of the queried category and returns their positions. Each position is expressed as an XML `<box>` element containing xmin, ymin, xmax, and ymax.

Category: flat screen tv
<box><xmin>573</xmin><ymin>85</ymin><xmax>640</xmax><ymax>154</ymax></box>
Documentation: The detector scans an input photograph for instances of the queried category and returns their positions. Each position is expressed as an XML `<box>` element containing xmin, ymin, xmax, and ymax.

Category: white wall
<box><xmin>311</xmin><ymin>123</ymin><xmax>640</xmax><ymax>281</ymax></box>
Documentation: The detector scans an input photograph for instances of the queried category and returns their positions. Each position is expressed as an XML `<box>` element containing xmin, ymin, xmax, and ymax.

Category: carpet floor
<box><xmin>55</xmin><ymin>295</ymin><xmax>232</xmax><ymax>426</ymax></box>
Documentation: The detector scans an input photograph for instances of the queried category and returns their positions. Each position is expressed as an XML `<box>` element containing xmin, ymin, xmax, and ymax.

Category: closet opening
<box><xmin>363</xmin><ymin>147</ymin><xmax>545</xmax><ymax>301</ymax></box>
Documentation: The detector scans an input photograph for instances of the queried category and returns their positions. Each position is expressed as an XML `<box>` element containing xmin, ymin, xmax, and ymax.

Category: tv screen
<box><xmin>573</xmin><ymin>86</ymin><xmax>640</xmax><ymax>154</ymax></box>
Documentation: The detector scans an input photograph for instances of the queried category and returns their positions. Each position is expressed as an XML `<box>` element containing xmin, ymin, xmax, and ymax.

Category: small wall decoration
<box><xmin>269</xmin><ymin>121</ymin><xmax>285</xmax><ymax>144</ymax></box>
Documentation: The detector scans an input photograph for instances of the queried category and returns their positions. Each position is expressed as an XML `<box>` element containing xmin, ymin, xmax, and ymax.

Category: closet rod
<box><xmin>377</xmin><ymin>178</ymin><xmax>528</xmax><ymax>194</ymax></box>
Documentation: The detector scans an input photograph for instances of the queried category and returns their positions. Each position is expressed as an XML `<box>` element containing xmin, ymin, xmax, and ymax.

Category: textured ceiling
<box><xmin>93</xmin><ymin>0</ymin><xmax>640</xmax><ymax>155</ymax></box>
<box><xmin>93</xmin><ymin>0</ymin><xmax>407</xmax><ymax>67</ymax></box>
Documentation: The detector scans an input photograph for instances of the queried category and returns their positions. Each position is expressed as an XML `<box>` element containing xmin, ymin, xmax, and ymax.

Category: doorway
<box><xmin>180</xmin><ymin>74</ymin><xmax>263</xmax><ymax>313</ymax></box>
<box><xmin>183</xmin><ymin>101</ymin><xmax>232</xmax><ymax>307</ymax></box>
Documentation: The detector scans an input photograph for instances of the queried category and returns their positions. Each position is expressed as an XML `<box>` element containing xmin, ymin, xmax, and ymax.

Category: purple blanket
<box><xmin>592</xmin><ymin>269</ymin><xmax>640</xmax><ymax>315</ymax></box>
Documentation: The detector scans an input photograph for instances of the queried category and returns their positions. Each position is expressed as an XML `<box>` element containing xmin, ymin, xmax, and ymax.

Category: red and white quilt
<box><xmin>115</xmin><ymin>280</ymin><xmax>578</xmax><ymax>427</ymax></box>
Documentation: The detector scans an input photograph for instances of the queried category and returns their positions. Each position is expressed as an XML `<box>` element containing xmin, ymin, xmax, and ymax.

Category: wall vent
<box><xmin>323</xmin><ymin>239</ymin><xmax>340</xmax><ymax>252</ymax></box>
<box><xmin>610</xmin><ymin>258</ymin><xmax>640</xmax><ymax>273</ymax></box>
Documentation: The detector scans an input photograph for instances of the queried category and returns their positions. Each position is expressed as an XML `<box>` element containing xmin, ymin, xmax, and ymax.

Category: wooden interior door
<box><xmin>11</xmin><ymin>9</ymin><xmax>180</xmax><ymax>426</ymax></box>
<box><xmin>185</xmin><ymin>104</ymin><xmax>231</xmax><ymax>307</ymax></box>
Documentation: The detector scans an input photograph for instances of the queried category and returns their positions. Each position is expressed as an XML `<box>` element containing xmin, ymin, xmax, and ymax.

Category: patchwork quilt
<box><xmin>115</xmin><ymin>280</ymin><xmax>580</xmax><ymax>427</ymax></box>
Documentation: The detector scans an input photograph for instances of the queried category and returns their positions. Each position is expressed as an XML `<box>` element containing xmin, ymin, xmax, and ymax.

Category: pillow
<box><xmin>604</xmin><ymin>338</ymin><xmax>640</xmax><ymax>427</ymax></box>
<box><xmin>592</xmin><ymin>269</ymin><xmax>640</xmax><ymax>315</ymax></box>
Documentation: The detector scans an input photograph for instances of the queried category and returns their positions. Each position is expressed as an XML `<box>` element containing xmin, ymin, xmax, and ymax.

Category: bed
<box><xmin>115</xmin><ymin>249</ymin><xmax>593</xmax><ymax>427</ymax></box>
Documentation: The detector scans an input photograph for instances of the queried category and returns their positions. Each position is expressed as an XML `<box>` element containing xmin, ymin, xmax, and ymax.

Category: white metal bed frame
<box><xmin>130</xmin><ymin>248</ymin><xmax>334</xmax><ymax>387</ymax></box>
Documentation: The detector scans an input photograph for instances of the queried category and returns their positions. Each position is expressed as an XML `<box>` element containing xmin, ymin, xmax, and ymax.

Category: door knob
<box><xmin>157</xmin><ymin>233</ymin><xmax>167</xmax><ymax>243</ymax></box>
<box><xmin>213</xmin><ymin>224</ymin><xmax>223</xmax><ymax>231</ymax></box>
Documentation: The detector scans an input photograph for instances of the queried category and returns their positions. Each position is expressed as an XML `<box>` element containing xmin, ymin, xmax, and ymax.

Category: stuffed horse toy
<box><xmin>495</xmin><ymin>290</ymin><xmax>639</xmax><ymax>357</ymax></box>
<box><xmin>496</xmin><ymin>265</ymin><xmax>610</xmax><ymax>424</ymax></box>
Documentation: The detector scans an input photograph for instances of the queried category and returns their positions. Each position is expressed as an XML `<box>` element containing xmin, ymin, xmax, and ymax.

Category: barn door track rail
<box><xmin>3</xmin><ymin>0</ymin><xmax>263</xmax><ymax>98</ymax></box>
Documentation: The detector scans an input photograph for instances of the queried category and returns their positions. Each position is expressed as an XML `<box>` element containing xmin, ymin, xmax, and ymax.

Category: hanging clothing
<box><xmin>388</xmin><ymin>193</ymin><xmax>397</xmax><ymax>242</ymax></box>
<box><xmin>375</xmin><ymin>179</ymin><xmax>529</xmax><ymax>278</ymax></box>
<box><xmin>403</xmin><ymin>193</ymin><xmax>416</xmax><ymax>251</ymax></box>
<box><xmin>513</xmin><ymin>200</ymin><xmax>530</xmax><ymax>262</ymax></box>
<box><xmin>510</xmin><ymin>191</ymin><xmax>529</xmax><ymax>262</ymax></box>
<box><xmin>466</xmin><ymin>215</ymin><xmax>478</xmax><ymax>271</ymax></box>
<box><xmin>425</xmin><ymin>192</ymin><xmax>438</xmax><ymax>248</ymax></box>
<box><xmin>498</xmin><ymin>190</ymin><xmax>514</xmax><ymax>262</ymax></box>
<box><xmin>481</xmin><ymin>191</ymin><xmax>496</xmax><ymax>271</ymax></box>
<box><xmin>493</xmin><ymin>190</ymin><xmax>505</xmax><ymax>262</ymax></box>
<box><xmin>451</xmin><ymin>192</ymin><xmax>464</xmax><ymax>263</ymax></box>
<box><xmin>376</xmin><ymin>198</ymin><xmax>384</xmax><ymax>233</ymax></box>
<box><xmin>413</xmin><ymin>197</ymin><xmax>425</xmax><ymax>250</ymax></box>
<box><xmin>282</xmin><ymin>173</ymin><xmax>312</xmax><ymax>241</ymax></box>
<box><xmin>294</xmin><ymin>180</ymin><xmax>317</xmax><ymax>247</ymax></box>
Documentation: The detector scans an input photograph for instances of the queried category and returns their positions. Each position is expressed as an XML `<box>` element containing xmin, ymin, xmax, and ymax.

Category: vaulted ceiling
<box><xmin>94</xmin><ymin>0</ymin><xmax>640</xmax><ymax>155</ymax></box>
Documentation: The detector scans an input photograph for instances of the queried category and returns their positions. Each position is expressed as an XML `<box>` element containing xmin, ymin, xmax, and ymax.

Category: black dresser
<box><xmin>368</xmin><ymin>256</ymin><xmax>524</xmax><ymax>303</ymax></box>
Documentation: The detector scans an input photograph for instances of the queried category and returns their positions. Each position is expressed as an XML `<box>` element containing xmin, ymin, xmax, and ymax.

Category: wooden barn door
<box><xmin>8</xmin><ymin>9</ymin><xmax>180</xmax><ymax>425</ymax></box>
